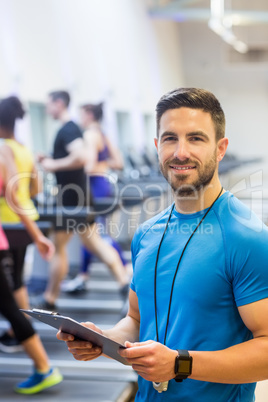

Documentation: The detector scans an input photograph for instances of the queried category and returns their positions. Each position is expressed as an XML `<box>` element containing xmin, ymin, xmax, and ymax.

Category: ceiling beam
<box><xmin>148</xmin><ymin>7</ymin><xmax>268</xmax><ymax>25</ymax></box>
<box><xmin>163</xmin><ymin>0</ymin><xmax>203</xmax><ymax>8</ymax></box>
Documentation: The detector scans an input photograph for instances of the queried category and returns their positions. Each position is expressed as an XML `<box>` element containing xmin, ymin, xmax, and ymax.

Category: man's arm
<box><xmin>56</xmin><ymin>288</ymin><xmax>140</xmax><ymax>361</ymax></box>
<box><xmin>41</xmin><ymin>138</ymin><xmax>86</xmax><ymax>172</ymax></box>
<box><xmin>29</xmin><ymin>164</ymin><xmax>43</xmax><ymax>197</ymax></box>
<box><xmin>189</xmin><ymin>298</ymin><xmax>268</xmax><ymax>383</ymax></box>
<box><xmin>119</xmin><ymin>297</ymin><xmax>268</xmax><ymax>384</ymax></box>
<box><xmin>104</xmin><ymin>289</ymin><xmax>140</xmax><ymax>344</ymax></box>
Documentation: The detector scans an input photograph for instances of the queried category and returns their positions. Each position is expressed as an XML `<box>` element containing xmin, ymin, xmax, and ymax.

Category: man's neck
<box><xmin>173</xmin><ymin>182</ymin><xmax>224</xmax><ymax>215</ymax></box>
<box><xmin>59</xmin><ymin>109</ymin><xmax>71</xmax><ymax>124</ymax></box>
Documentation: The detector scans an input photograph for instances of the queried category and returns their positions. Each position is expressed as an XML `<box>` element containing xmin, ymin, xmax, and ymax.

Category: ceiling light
<box><xmin>208</xmin><ymin>0</ymin><xmax>248</xmax><ymax>54</ymax></box>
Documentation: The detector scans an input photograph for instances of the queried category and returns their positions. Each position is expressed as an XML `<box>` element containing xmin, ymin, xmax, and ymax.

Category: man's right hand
<box><xmin>36</xmin><ymin>153</ymin><xmax>46</xmax><ymax>163</ymax></box>
<box><xmin>56</xmin><ymin>321</ymin><xmax>103</xmax><ymax>361</ymax></box>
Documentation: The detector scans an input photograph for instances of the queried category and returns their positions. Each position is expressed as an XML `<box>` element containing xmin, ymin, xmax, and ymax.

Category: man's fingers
<box><xmin>68</xmin><ymin>346</ymin><xmax>102</xmax><ymax>362</ymax></box>
<box><xmin>68</xmin><ymin>344</ymin><xmax>102</xmax><ymax>353</ymax></box>
<box><xmin>56</xmin><ymin>331</ymin><xmax>97</xmax><ymax>350</ymax></box>
<box><xmin>125</xmin><ymin>340</ymin><xmax>154</xmax><ymax>348</ymax></box>
<box><xmin>81</xmin><ymin>321</ymin><xmax>103</xmax><ymax>335</ymax></box>
<box><xmin>120</xmin><ymin>340</ymin><xmax>155</xmax><ymax>359</ymax></box>
<box><xmin>56</xmin><ymin>330</ymin><xmax>74</xmax><ymax>341</ymax></box>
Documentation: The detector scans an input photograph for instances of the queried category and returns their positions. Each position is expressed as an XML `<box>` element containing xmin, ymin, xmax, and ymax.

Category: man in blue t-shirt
<box><xmin>57</xmin><ymin>88</ymin><xmax>268</xmax><ymax>401</ymax></box>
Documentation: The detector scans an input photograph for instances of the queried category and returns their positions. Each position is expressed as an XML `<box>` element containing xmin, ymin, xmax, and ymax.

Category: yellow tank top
<box><xmin>0</xmin><ymin>139</ymin><xmax>39</xmax><ymax>223</ymax></box>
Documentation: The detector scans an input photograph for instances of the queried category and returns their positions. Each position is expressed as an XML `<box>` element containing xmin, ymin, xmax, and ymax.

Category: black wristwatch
<box><xmin>174</xmin><ymin>349</ymin><xmax>193</xmax><ymax>382</ymax></box>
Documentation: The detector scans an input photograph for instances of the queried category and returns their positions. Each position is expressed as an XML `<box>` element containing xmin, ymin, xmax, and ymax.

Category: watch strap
<box><xmin>174</xmin><ymin>349</ymin><xmax>192</xmax><ymax>382</ymax></box>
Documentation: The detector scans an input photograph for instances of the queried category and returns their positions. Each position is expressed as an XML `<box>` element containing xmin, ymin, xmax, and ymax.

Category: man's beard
<box><xmin>159</xmin><ymin>152</ymin><xmax>217</xmax><ymax>197</ymax></box>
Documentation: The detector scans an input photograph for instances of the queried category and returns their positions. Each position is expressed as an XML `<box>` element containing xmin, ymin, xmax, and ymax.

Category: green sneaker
<box><xmin>14</xmin><ymin>367</ymin><xmax>63</xmax><ymax>394</ymax></box>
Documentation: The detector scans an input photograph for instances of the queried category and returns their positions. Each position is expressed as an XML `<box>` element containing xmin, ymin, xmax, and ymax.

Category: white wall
<box><xmin>179</xmin><ymin>21</ymin><xmax>268</xmax><ymax>161</ymax></box>
<box><xmin>0</xmin><ymin>0</ymin><xmax>184</xmax><ymax>151</ymax></box>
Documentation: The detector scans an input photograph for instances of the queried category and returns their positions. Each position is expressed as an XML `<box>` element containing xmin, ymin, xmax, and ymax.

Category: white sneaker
<box><xmin>61</xmin><ymin>276</ymin><xmax>88</xmax><ymax>294</ymax></box>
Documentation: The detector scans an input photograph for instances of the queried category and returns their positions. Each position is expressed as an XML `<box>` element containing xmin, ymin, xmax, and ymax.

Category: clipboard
<box><xmin>21</xmin><ymin>309</ymin><xmax>128</xmax><ymax>365</ymax></box>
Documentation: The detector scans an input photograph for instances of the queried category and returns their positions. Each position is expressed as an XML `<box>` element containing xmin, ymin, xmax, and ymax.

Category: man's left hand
<box><xmin>119</xmin><ymin>340</ymin><xmax>177</xmax><ymax>382</ymax></box>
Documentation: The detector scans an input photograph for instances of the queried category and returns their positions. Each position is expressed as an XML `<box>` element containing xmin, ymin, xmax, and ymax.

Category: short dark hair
<box><xmin>0</xmin><ymin>96</ymin><xmax>25</xmax><ymax>132</ymax></box>
<box><xmin>81</xmin><ymin>102</ymin><xmax>104</xmax><ymax>122</ymax></box>
<box><xmin>49</xmin><ymin>90</ymin><xmax>70</xmax><ymax>107</ymax></box>
<box><xmin>156</xmin><ymin>87</ymin><xmax>225</xmax><ymax>141</ymax></box>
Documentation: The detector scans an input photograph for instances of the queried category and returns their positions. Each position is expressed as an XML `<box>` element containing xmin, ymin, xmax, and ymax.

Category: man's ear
<box><xmin>217</xmin><ymin>138</ymin><xmax>229</xmax><ymax>162</ymax></box>
<box><xmin>154</xmin><ymin>137</ymin><xmax>158</xmax><ymax>151</ymax></box>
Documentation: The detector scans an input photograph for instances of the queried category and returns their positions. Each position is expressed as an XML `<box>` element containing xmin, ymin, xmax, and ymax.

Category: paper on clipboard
<box><xmin>21</xmin><ymin>309</ymin><xmax>128</xmax><ymax>365</ymax></box>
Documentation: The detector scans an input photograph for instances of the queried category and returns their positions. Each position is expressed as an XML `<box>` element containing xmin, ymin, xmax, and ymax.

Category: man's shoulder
<box><xmin>217</xmin><ymin>192</ymin><xmax>268</xmax><ymax>241</ymax></box>
<box><xmin>57</xmin><ymin>121</ymin><xmax>82</xmax><ymax>142</ymax></box>
<box><xmin>61</xmin><ymin>120</ymin><xmax>82</xmax><ymax>134</ymax></box>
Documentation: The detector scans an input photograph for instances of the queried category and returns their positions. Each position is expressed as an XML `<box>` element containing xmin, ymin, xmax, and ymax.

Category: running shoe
<box><xmin>14</xmin><ymin>367</ymin><xmax>63</xmax><ymax>394</ymax></box>
<box><xmin>61</xmin><ymin>275</ymin><xmax>88</xmax><ymax>294</ymax></box>
<box><xmin>32</xmin><ymin>296</ymin><xmax>57</xmax><ymax>312</ymax></box>
<box><xmin>0</xmin><ymin>332</ymin><xmax>23</xmax><ymax>353</ymax></box>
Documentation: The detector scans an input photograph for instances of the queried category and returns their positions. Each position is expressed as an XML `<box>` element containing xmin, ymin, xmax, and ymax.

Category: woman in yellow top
<box><xmin>0</xmin><ymin>138</ymin><xmax>39</xmax><ymax>222</ymax></box>
<box><xmin>0</xmin><ymin>143</ymin><xmax>63</xmax><ymax>394</ymax></box>
<box><xmin>0</xmin><ymin>96</ymin><xmax>47</xmax><ymax>350</ymax></box>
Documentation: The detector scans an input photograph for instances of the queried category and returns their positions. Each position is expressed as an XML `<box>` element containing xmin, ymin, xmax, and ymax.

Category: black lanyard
<box><xmin>154</xmin><ymin>187</ymin><xmax>223</xmax><ymax>345</ymax></box>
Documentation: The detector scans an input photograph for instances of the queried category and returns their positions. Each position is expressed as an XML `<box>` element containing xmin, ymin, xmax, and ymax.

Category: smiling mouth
<box><xmin>170</xmin><ymin>165</ymin><xmax>196</xmax><ymax>171</ymax></box>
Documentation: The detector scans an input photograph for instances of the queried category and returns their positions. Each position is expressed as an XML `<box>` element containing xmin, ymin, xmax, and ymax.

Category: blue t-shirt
<box><xmin>130</xmin><ymin>191</ymin><xmax>268</xmax><ymax>402</ymax></box>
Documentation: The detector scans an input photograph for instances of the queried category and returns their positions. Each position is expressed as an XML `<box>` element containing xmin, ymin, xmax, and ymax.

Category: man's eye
<box><xmin>190</xmin><ymin>137</ymin><xmax>203</xmax><ymax>142</ymax></box>
<box><xmin>163</xmin><ymin>136</ymin><xmax>176</xmax><ymax>142</ymax></box>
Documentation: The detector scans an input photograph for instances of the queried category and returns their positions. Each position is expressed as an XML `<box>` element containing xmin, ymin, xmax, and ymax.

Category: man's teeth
<box><xmin>172</xmin><ymin>166</ymin><xmax>194</xmax><ymax>170</ymax></box>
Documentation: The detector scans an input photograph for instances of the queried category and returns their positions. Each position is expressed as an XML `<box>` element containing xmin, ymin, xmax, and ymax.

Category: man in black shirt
<box><xmin>38</xmin><ymin>91</ymin><xmax>129</xmax><ymax>309</ymax></box>
<box><xmin>52</xmin><ymin>120</ymin><xmax>87</xmax><ymax>207</ymax></box>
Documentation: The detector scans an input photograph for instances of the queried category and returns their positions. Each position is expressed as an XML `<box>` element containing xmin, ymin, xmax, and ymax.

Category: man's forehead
<box><xmin>160</xmin><ymin>108</ymin><xmax>212</xmax><ymax>127</ymax></box>
<box><xmin>158</xmin><ymin>107</ymin><xmax>216</xmax><ymax>139</ymax></box>
<box><xmin>160</xmin><ymin>107</ymin><xmax>210</xmax><ymax>119</ymax></box>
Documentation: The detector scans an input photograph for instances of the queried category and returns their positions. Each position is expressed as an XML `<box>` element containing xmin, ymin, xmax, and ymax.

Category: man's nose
<box><xmin>173</xmin><ymin>141</ymin><xmax>190</xmax><ymax>161</ymax></box>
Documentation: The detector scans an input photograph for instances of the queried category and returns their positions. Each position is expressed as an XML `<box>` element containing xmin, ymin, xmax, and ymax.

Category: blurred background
<box><xmin>0</xmin><ymin>0</ymin><xmax>267</xmax><ymax>199</ymax></box>
<box><xmin>0</xmin><ymin>1</ymin><xmax>268</xmax><ymax>401</ymax></box>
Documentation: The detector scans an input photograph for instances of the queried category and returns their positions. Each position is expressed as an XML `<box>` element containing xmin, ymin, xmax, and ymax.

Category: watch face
<box><xmin>178</xmin><ymin>359</ymin><xmax>191</xmax><ymax>374</ymax></box>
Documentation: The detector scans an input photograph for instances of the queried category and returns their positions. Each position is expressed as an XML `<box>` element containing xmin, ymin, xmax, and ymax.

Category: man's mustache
<box><xmin>165</xmin><ymin>159</ymin><xmax>198</xmax><ymax>166</ymax></box>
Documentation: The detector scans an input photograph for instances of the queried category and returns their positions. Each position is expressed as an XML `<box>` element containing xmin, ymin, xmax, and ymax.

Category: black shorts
<box><xmin>3</xmin><ymin>224</ymin><xmax>51</xmax><ymax>290</ymax></box>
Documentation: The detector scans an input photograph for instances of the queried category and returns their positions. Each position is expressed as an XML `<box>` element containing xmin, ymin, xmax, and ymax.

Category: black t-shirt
<box><xmin>53</xmin><ymin>121</ymin><xmax>88</xmax><ymax>207</ymax></box>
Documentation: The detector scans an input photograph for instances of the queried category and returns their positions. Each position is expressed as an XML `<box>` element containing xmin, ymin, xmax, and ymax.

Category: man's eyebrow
<box><xmin>186</xmin><ymin>131</ymin><xmax>210</xmax><ymax>140</ymax></box>
<box><xmin>159</xmin><ymin>131</ymin><xmax>177</xmax><ymax>140</ymax></box>
<box><xmin>159</xmin><ymin>130</ymin><xmax>210</xmax><ymax>140</ymax></box>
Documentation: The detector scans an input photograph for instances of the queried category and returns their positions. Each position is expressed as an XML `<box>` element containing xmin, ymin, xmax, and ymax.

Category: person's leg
<box><xmin>79</xmin><ymin>223</ymin><xmax>129</xmax><ymax>287</ymax></box>
<box><xmin>2</xmin><ymin>285</ymin><xmax>63</xmax><ymax>393</ymax></box>
<box><xmin>0</xmin><ymin>248</ymin><xmax>62</xmax><ymax>393</ymax></box>
<box><xmin>14</xmin><ymin>285</ymin><xmax>29</xmax><ymax>309</ymax></box>
<box><xmin>80</xmin><ymin>245</ymin><xmax>93</xmax><ymax>277</ymax></box>
<box><xmin>0</xmin><ymin>254</ymin><xmax>53</xmax><ymax>370</ymax></box>
<box><xmin>90</xmin><ymin>176</ymin><xmax>130</xmax><ymax>274</ymax></box>
<box><xmin>61</xmin><ymin>243</ymin><xmax>92</xmax><ymax>293</ymax></box>
<box><xmin>109</xmin><ymin>236</ymin><xmax>133</xmax><ymax>278</ymax></box>
<box><xmin>15</xmin><ymin>331</ymin><xmax>63</xmax><ymax>395</ymax></box>
<box><xmin>21</xmin><ymin>334</ymin><xmax>50</xmax><ymax>372</ymax></box>
<box><xmin>43</xmin><ymin>230</ymin><xmax>73</xmax><ymax>305</ymax></box>
<box><xmin>4</xmin><ymin>284</ymin><xmax>31</xmax><ymax>342</ymax></box>
<box><xmin>0</xmin><ymin>247</ymin><xmax>31</xmax><ymax>345</ymax></box>
<box><xmin>109</xmin><ymin>237</ymin><xmax>128</xmax><ymax>266</ymax></box>
<box><xmin>11</xmin><ymin>246</ymin><xmax>30</xmax><ymax>310</ymax></box>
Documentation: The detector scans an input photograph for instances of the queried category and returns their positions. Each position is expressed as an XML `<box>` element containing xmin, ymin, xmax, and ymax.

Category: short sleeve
<box><xmin>61</xmin><ymin>123</ymin><xmax>82</xmax><ymax>149</ymax></box>
<box><xmin>232</xmin><ymin>227</ymin><xmax>268</xmax><ymax>307</ymax></box>
<box><xmin>130</xmin><ymin>231</ymin><xmax>139</xmax><ymax>292</ymax></box>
